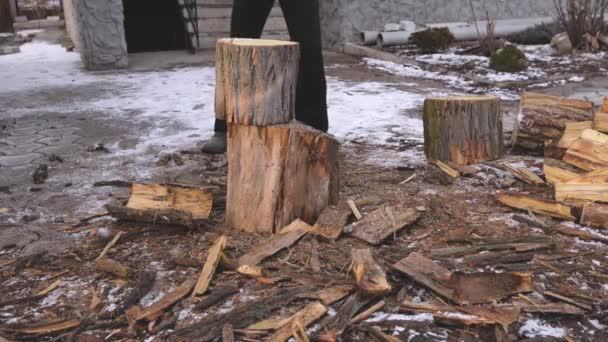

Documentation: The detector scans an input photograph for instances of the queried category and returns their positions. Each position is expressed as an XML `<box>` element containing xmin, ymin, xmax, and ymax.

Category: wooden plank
<box><xmin>351</xmin><ymin>248</ymin><xmax>391</xmax><ymax>296</ymax></box>
<box><xmin>135</xmin><ymin>278</ymin><xmax>196</xmax><ymax>322</ymax></box>
<box><xmin>497</xmin><ymin>192</ymin><xmax>578</xmax><ymax>221</ymax></box>
<box><xmin>349</xmin><ymin>300</ymin><xmax>386</xmax><ymax>325</ymax></box>
<box><xmin>391</xmin><ymin>252</ymin><xmax>455</xmax><ymax>302</ymax></box>
<box><xmin>266</xmin><ymin>302</ymin><xmax>327</xmax><ymax>342</ymax></box>
<box><xmin>564</xmin><ymin>138</ymin><xmax>608</xmax><ymax>171</ymax></box>
<box><xmin>193</xmin><ymin>235</ymin><xmax>227</xmax><ymax>297</ymax></box>
<box><xmin>237</xmin><ymin>220</ymin><xmax>310</xmax><ymax>266</ymax></box>
<box><xmin>555</xmin><ymin>183</ymin><xmax>608</xmax><ymax>203</ymax></box>
<box><xmin>346</xmin><ymin>206</ymin><xmax>421</xmax><ymax>245</ymax></box>
<box><xmin>432</xmin><ymin>160</ymin><xmax>460</xmax><ymax>178</ymax></box>
<box><xmin>296</xmin><ymin>285</ymin><xmax>353</xmax><ymax>305</ymax></box>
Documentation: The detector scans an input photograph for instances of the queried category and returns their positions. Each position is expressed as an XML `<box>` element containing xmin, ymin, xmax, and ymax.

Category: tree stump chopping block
<box><xmin>423</xmin><ymin>96</ymin><xmax>503</xmax><ymax>165</ymax></box>
<box><xmin>227</xmin><ymin>123</ymin><xmax>339</xmax><ymax>234</ymax></box>
<box><xmin>512</xmin><ymin>92</ymin><xmax>594</xmax><ymax>154</ymax></box>
<box><xmin>215</xmin><ymin>38</ymin><xmax>300</xmax><ymax>126</ymax></box>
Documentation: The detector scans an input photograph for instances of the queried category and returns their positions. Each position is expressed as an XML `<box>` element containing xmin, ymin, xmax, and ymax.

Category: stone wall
<box><xmin>319</xmin><ymin>0</ymin><xmax>557</xmax><ymax>47</ymax></box>
<box><xmin>69</xmin><ymin>0</ymin><xmax>127</xmax><ymax>70</ymax></box>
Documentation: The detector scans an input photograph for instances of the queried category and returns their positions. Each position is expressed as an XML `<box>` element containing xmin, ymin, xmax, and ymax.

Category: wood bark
<box><xmin>512</xmin><ymin>92</ymin><xmax>594</xmax><ymax>154</ymax></box>
<box><xmin>215</xmin><ymin>38</ymin><xmax>300</xmax><ymax>126</ymax></box>
<box><xmin>581</xmin><ymin>202</ymin><xmax>608</xmax><ymax>229</ymax></box>
<box><xmin>423</xmin><ymin>96</ymin><xmax>503</xmax><ymax>165</ymax></box>
<box><xmin>227</xmin><ymin>123</ymin><xmax>339</xmax><ymax>234</ymax></box>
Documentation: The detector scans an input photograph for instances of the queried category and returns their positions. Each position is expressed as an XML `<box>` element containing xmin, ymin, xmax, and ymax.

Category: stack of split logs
<box><xmin>214</xmin><ymin>38</ymin><xmax>339</xmax><ymax>234</ymax></box>
<box><xmin>500</xmin><ymin>92</ymin><xmax>608</xmax><ymax>230</ymax></box>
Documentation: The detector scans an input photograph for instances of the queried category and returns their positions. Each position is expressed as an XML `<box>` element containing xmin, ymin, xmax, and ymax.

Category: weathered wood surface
<box><xmin>581</xmin><ymin>202</ymin><xmax>608</xmax><ymax>229</ymax></box>
<box><xmin>512</xmin><ymin>92</ymin><xmax>594</xmax><ymax>153</ymax></box>
<box><xmin>311</xmin><ymin>203</ymin><xmax>351</xmax><ymax>240</ymax></box>
<box><xmin>558</xmin><ymin>121</ymin><xmax>593</xmax><ymax>148</ymax></box>
<box><xmin>237</xmin><ymin>219</ymin><xmax>310</xmax><ymax>266</ymax></box>
<box><xmin>193</xmin><ymin>235</ymin><xmax>227</xmax><ymax>297</ymax></box>
<box><xmin>95</xmin><ymin>258</ymin><xmax>132</xmax><ymax>279</ymax></box>
<box><xmin>556</xmin><ymin>183</ymin><xmax>608</xmax><ymax>203</ymax></box>
<box><xmin>392</xmin><ymin>252</ymin><xmax>455</xmax><ymax>302</ymax></box>
<box><xmin>423</xmin><ymin>96</ymin><xmax>503</xmax><ymax>165</ymax></box>
<box><xmin>449</xmin><ymin>272</ymin><xmax>532</xmax><ymax>304</ymax></box>
<box><xmin>497</xmin><ymin>192</ymin><xmax>578</xmax><ymax>221</ymax></box>
<box><xmin>351</xmin><ymin>248</ymin><xmax>391</xmax><ymax>296</ymax></box>
<box><xmin>227</xmin><ymin>123</ymin><xmax>339</xmax><ymax>234</ymax></box>
<box><xmin>502</xmin><ymin>163</ymin><xmax>545</xmax><ymax>185</ymax></box>
<box><xmin>135</xmin><ymin>278</ymin><xmax>197</xmax><ymax>322</ymax></box>
<box><xmin>106</xmin><ymin>183</ymin><xmax>213</xmax><ymax>227</ymax></box>
<box><xmin>346</xmin><ymin>206</ymin><xmax>421</xmax><ymax>245</ymax></box>
<box><xmin>215</xmin><ymin>38</ymin><xmax>300</xmax><ymax>126</ymax></box>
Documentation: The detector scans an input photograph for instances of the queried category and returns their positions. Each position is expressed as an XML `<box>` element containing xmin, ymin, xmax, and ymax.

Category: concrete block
<box><xmin>0</xmin><ymin>46</ymin><xmax>20</xmax><ymax>56</ymax></box>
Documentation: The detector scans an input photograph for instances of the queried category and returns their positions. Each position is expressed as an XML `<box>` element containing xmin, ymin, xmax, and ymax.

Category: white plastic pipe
<box><xmin>378</xmin><ymin>31</ymin><xmax>412</xmax><ymax>47</ymax></box>
<box><xmin>360</xmin><ymin>31</ymin><xmax>380</xmax><ymax>45</ymax></box>
<box><xmin>429</xmin><ymin>16</ymin><xmax>555</xmax><ymax>41</ymax></box>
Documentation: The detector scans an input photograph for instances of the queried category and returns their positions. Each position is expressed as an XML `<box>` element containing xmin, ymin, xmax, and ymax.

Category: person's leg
<box><xmin>204</xmin><ymin>0</ymin><xmax>274</xmax><ymax>154</ymax></box>
<box><xmin>214</xmin><ymin>0</ymin><xmax>275</xmax><ymax>134</ymax></box>
<box><xmin>278</xmin><ymin>0</ymin><xmax>328</xmax><ymax>132</ymax></box>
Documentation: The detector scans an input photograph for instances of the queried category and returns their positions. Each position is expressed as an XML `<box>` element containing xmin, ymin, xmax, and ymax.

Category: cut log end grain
<box><xmin>215</xmin><ymin>38</ymin><xmax>300</xmax><ymax>126</ymax></box>
<box><xmin>227</xmin><ymin>123</ymin><xmax>339</xmax><ymax>234</ymax></box>
<box><xmin>423</xmin><ymin>96</ymin><xmax>503</xmax><ymax>165</ymax></box>
<box><xmin>512</xmin><ymin>92</ymin><xmax>594</xmax><ymax>154</ymax></box>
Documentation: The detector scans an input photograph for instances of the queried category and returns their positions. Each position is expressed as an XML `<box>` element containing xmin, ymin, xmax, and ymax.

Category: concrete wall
<box><xmin>320</xmin><ymin>0</ymin><xmax>557</xmax><ymax>47</ymax></box>
<box><xmin>67</xmin><ymin>0</ymin><xmax>127</xmax><ymax>70</ymax></box>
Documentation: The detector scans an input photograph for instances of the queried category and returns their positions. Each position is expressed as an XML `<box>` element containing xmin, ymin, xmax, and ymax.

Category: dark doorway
<box><xmin>122</xmin><ymin>0</ymin><xmax>187</xmax><ymax>53</ymax></box>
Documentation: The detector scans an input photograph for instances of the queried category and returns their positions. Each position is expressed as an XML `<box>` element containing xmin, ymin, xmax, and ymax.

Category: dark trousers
<box><xmin>214</xmin><ymin>0</ymin><xmax>328</xmax><ymax>133</ymax></box>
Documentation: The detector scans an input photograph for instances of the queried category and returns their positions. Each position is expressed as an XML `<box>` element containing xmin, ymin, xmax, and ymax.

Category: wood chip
<box><xmin>351</xmin><ymin>248</ymin><xmax>391</xmax><ymax>296</ymax></box>
<box><xmin>238</xmin><ymin>220</ymin><xmax>310</xmax><ymax>266</ymax></box>
<box><xmin>193</xmin><ymin>235</ymin><xmax>227</xmax><ymax>297</ymax></box>
<box><xmin>135</xmin><ymin>278</ymin><xmax>196</xmax><ymax>322</ymax></box>
<box><xmin>96</xmin><ymin>258</ymin><xmax>132</xmax><ymax>279</ymax></box>
<box><xmin>95</xmin><ymin>231</ymin><xmax>124</xmax><ymax>261</ymax></box>
<box><xmin>347</xmin><ymin>199</ymin><xmax>363</xmax><ymax>221</ymax></box>
<box><xmin>349</xmin><ymin>300</ymin><xmax>385</xmax><ymax>325</ymax></box>
<box><xmin>35</xmin><ymin>279</ymin><xmax>61</xmax><ymax>296</ymax></box>
<box><xmin>346</xmin><ymin>206</ymin><xmax>421</xmax><ymax>245</ymax></box>
<box><xmin>432</xmin><ymin>160</ymin><xmax>460</xmax><ymax>178</ymax></box>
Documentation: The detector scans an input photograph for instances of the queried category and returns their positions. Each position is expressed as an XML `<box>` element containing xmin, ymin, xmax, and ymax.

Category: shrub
<box><xmin>410</xmin><ymin>28</ymin><xmax>455</xmax><ymax>53</ymax></box>
<box><xmin>507</xmin><ymin>22</ymin><xmax>563</xmax><ymax>45</ymax></box>
<box><xmin>489</xmin><ymin>46</ymin><xmax>529</xmax><ymax>72</ymax></box>
<box><xmin>554</xmin><ymin>0</ymin><xmax>608</xmax><ymax>51</ymax></box>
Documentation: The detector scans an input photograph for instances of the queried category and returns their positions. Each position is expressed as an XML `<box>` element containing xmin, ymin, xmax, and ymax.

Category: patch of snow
<box><xmin>569</xmin><ymin>76</ymin><xmax>585</xmax><ymax>82</ymax></box>
<box><xmin>589</xmin><ymin>319</ymin><xmax>606</xmax><ymax>330</ymax></box>
<box><xmin>437</xmin><ymin>312</ymin><xmax>480</xmax><ymax>320</ymax></box>
<box><xmin>407</xmin><ymin>329</ymin><xmax>420</xmax><ymax>341</ymax></box>
<box><xmin>366</xmin><ymin>312</ymin><xmax>433</xmax><ymax>323</ymax></box>
<box><xmin>519</xmin><ymin>319</ymin><xmax>567</xmax><ymax>338</ymax></box>
<box><xmin>140</xmin><ymin>290</ymin><xmax>166</xmax><ymax>308</ymax></box>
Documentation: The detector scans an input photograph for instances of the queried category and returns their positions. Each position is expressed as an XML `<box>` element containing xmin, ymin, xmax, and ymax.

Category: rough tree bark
<box><xmin>512</xmin><ymin>92</ymin><xmax>594</xmax><ymax>154</ymax></box>
<box><xmin>215</xmin><ymin>38</ymin><xmax>300</xmax><ymax>126</ymax></box>
<box><xmin>227</xmin><ymin>123</ymin><xmax>339</xmax><ymax>234</ymax></box>
<box><xmin>423</xmin><ymin>96</ymin><xmax>503</xmax><ymax>165</ymax></box>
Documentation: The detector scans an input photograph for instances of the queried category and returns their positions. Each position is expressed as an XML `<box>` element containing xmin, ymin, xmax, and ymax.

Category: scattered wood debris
<box><xmin>497</xmin><ymin>191</ymin><xmax>578</xmax><ymax>221</ymax></box>
<box><xmin>351</xmin><ymin>248</ymin><xmax>391</xmax><ymax>296</ymax></box>
<box><xmin>266</xmin><ymin>302</ymin><xmax>327</xmax><ymax>342</ymax></box>
<box><xmin>106</xmin><ymin>183</ymin><xmax>213</xmax><ymax>227</ymax></box>
<box><xmin>238</xmin><ymin>219</ymin><xmax>310</xmax><ymax>266</ymax></box>
<box><xmin>95</xmin><ymin>258</ymin><xmax>132</xmax><ymax>279</ymax></box>
<box><xmin>134</xmin><ymin>278</ymin><xmax>197</xmax><ymax>322</ymax></box>
<box><xmin>311</xmin><ymin>204</ymin><xmax>351</xmax><ymax>240</ymax></box>
<box><xmin>193</xmin><ymin>235</ymin><xmax>227</xmax><ymax>297</ymax></box>
<box><xmin>95</xmin><ymin>231</ymin><xmax>124</xmax><ymax>261</ymax></box>
<box><xmin>347</xmin><ymin>199</ymin><xmax>363</xmax><ymax>221</ymax></box>
<box><xmin>432</xmin><ymin>160</ymin><xmax>460</xmax><ymax>178</ymax></box>
<box><xmin>502</xmin><ymin>163</ymin><xmax>545</xmax><ymax>185</ymax></box>
<box><xmin>346</xmin><ymin>205</ymin><xmax>421</xmax><ymax>244</ymax></box>
<box><xmin>0</xmin><ymin>319</ymin><xmax>81</xmax><ymax>335</ymax></box>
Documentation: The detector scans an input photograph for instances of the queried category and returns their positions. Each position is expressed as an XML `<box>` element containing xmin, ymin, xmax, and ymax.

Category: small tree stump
<box><xmin>513</xmin><ymin>92</ymin><xmax>594</xmax><ymax>154</ymax></box>
<box><xmin>227</xmin><ymin>123</ymin><xmax>339</xmax><ymax>234</ymax></box>
<box><xmin>423</xmin><ymin>96</ymin><xmax>503</xmax><ymax>165</ymax></box>
<box><xmin>215</xmin><ymin>38</ymin><xmax>300</xmax><ymax>126</ymax></box>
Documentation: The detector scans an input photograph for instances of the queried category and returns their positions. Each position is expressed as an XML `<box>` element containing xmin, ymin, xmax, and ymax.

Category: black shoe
<box><xmin>201</xmin><ymin>132</ymin><xmax>227</xmax><ymax>154</ymax></box>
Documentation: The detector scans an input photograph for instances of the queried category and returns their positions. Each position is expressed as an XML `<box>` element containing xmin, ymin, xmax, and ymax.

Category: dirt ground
<box><xmin>1</xmin><ymin>29</ymin><xmax>608</xmax><ymax>341</ymax></box>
